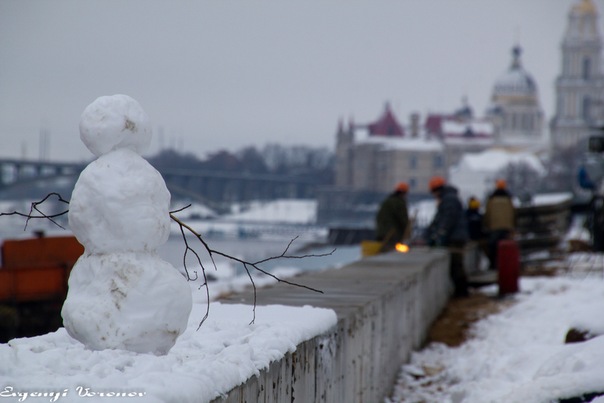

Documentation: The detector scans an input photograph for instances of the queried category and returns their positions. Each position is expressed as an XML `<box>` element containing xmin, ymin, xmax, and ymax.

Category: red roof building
<box><xmin>366</xmin><ymin>103</ymin><xmax>405</xmax><ymax>137</ymax></box>
<box><xmin>425</xmin><ymin>114</ymin><xmax>445</xmax><ymax>139</ymax></box>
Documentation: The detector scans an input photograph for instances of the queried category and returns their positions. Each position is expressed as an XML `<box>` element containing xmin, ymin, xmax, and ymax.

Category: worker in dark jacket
<box><xmin>466</xmin><ymin>196</ymin><xmax>487</xmax><ymax>274</ymax></box>
<box><xmin>375</xmin><ymin>182</ymin><xmax>409</xmax><ymax>252</ymax></box>
<box><xmin>424</xmin><ymin>176</ymin><xmax>469</xmax><ymax>297</ymax></box>
<box><xmin>466</xmin><ymin>197</ymin><xmax>484</xmax><ymax>241</ymax></box>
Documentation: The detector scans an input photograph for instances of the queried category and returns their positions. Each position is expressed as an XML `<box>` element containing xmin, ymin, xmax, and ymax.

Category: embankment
<box><xmin>215</xmin><ymin>248</ymin><xmax>450</xmax><ymax>402</ymax></box>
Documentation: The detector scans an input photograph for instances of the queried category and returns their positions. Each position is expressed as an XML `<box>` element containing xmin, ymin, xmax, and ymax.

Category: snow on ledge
<box><xmin>0</xmin><ymin>302</ymin><xmax>337</xmax><ymax>402</ymax></box>
<box><xmin>517</xmin><ymin>192</ymin><xmax>573</xmax><ymax>207</ymax></box>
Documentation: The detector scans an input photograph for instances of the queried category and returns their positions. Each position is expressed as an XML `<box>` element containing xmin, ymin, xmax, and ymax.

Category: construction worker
<box><xmin>375</xmin><ymin>182</ymin><xmax>409</xmax><ymax>252</ymax></box>
<box><xmin>424</xmin><ymin>176</ymin><xmax>469</xmax><ymax>297</ymax></box>
<box><xmin>466</xmin><ymin>197</ymin><xmax>484</xmax><ymax>241</ymax></box>
<box><xmin>483</xmin><ymin>178</ymin><xmax>516</xmax><ymax>270</ymax></box>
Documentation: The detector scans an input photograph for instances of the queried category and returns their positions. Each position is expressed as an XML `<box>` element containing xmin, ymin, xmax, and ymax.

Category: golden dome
<box><xmin>572</xmin><ymin>0</ymin><xmax>597</xmax><ymax>16</ymax></box>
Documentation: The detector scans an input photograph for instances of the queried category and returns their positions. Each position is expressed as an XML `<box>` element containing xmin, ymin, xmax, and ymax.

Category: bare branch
<box><xmin>0</xmin><ymin>192</ymin><xmax>69</xmax><ymax>230</ymax></box>
<box><xmin>241</xmin><ymin>263</ymin><xmax>257</xmax><ymax>326</ymax></box>
<box><xmin>208</xmin><ymin>245</ymin><xmax>329</xmax><ymax>293</ymax></box>
<box><xmin>169</xmin><ymin>211</ymin><xmax>330</xmax><ymax>326</ymax></box>
<box><xmin>170</xmin><ymin>204</ymin><xmax>192</xmax><ymax>215</ymax></box>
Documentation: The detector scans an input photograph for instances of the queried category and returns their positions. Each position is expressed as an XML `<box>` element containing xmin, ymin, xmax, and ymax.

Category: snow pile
<box><xmin>225</xmin><ymin>199</ymin><xmax>317</xmax><ymax>224</ymax></box>
<box><xmin>62</xmin><ymin>95</ymin><xmax>192</xmax><ymax>355</ymax></box>
<box><xmin>388</xmin><ymin>276</ymin><xmax>604</xmax><ymax>403</ymax></box>
<box><xmin>0</xmin><ymin>300</ymin><xmax>337</xmax><ymax>402</ymax></box>
<box><xmin>526</xmin><ymin>192</ymin><xmax>573</xmax><ymax>207</ymax></box>
<box><xmin>460</xmin><ymin>149</ymin><xmax>545</xmax><ymax>174</ymax></box>
<box><xmin>449</xmin><ymin>148</ymin><xmax>546</xmax><ymax>201</ymax></box>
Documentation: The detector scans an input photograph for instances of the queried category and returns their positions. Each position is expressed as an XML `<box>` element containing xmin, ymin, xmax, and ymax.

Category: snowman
<box><xmin>62</xmin><ymin>94</ymin><xmax>192</xmax><ymax>355</ymax></box>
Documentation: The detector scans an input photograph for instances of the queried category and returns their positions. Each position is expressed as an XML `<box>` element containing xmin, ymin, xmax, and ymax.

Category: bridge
<box><xmin>0</xmin><ymin>158</ymin><xmax>319</xmax><ymax>210</ymax></box>
<box><xmin>0</xmin><ymin>158</ymin><xmax>85</xmax><ymax>187</ymax></box>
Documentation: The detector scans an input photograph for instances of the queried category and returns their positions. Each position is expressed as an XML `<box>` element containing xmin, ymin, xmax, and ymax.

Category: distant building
<box><xmin>425</xmin><ymin>99</ymin><xmax>495</xmax><ymax>168</ymax></box>
<box><xmin>486</xmin><ymin>45</ymin><xmax>545</xmax><ymax>146</ymax></box>
<box><xmin>335</xmin><ymin>103</ymin><xmax>445</xmax><ymax>196</ymax></box>
<box><xmin>322</xmin><ymin>104</ymin><xmax>446</xmax><ymax>225</ymax></box>
<box><xmin>551</xmin><ymin>0</ymin><xmax>604</xmax><ymax>150</ymax></box>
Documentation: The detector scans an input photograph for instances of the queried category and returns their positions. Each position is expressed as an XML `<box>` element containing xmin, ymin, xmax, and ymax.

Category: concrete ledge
<box><xmin>215</xmin><ymin>248</ymin><xmax>450</xmax><ymax>402</ymax></box>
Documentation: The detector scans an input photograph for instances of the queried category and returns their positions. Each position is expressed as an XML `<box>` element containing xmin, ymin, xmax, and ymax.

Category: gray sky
<box><xmin>0</xmin><ymin>0</ymin><xmax>592</xmax><ymax>162</ymax></box>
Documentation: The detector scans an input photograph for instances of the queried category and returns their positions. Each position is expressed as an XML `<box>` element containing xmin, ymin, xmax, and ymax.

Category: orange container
<box><xmin>0</xmin><ymin>236</ymin><xmax>84</xmax><ymax>302</ymax></box>
<box><xmin>2</xmin><ymin>236</ymin><xmax>83</xmax><ymax>269</ymax></box>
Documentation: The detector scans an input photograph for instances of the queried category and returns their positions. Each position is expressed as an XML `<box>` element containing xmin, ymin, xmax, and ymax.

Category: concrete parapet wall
<box><xmin>215</xmin><ymin>248</ymin><xmax>450</xmax><ymax>403</ymax></box>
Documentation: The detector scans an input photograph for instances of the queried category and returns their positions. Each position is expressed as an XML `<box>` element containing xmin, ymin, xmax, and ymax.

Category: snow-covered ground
<box><xmin>388</xmin><ymin>264</ymin><xmax>604</xmax><ymax>403</ymax></box>
<box><xmin>386</xmin><ymin>201</ymin><xmax>604</xmax><ymax>403</ymax></box>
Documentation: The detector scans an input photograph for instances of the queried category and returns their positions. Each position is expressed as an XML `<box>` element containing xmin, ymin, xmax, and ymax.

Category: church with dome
<box><xmin>486</xmin><ymin>45</ymin><xmax>544</xmax><ymax>145</ymax></box>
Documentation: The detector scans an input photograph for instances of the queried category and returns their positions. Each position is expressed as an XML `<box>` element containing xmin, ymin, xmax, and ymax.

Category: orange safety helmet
<box><xmin>429</xmin><ymin>176</ymin><xmax>446</xmax><ymax>192</ymax></box>
<box><xmin>496</xmin><ymin>179</ymin><xmax>507</xmax><ymax>189</ymax></box>
<box><xmin>395</xmin><ymin>182</ymin><xmax>409</xmax><ymax>193</ymax></box>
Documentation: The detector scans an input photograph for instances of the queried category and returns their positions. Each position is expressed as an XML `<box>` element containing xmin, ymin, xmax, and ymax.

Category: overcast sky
<box><xmin>0</xmin><ymin>0</ymin><xmax>596</xmax><ymax>162</ymax></box>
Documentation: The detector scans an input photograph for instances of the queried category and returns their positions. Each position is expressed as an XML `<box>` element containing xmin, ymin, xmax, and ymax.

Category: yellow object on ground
<box><xmin>361</xmin><ymin>240</ymin><xmax>383</xmax><ymax>257</ymax></box>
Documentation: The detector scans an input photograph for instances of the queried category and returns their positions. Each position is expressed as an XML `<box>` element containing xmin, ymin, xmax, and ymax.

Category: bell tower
<box><xmin>335</xmin><ymin>117</ymin><xmax>355</xmax><ymax>188</ymax></box>
<box><xmin>551</xmin><ymin>0</ymin><xmax>604</xmax><ymax>150</ymax></box>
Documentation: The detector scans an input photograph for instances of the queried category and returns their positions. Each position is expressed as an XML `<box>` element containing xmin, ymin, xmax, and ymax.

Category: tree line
<box><xmin>148</xmin><ymin>143</ymin><xmax>334</xmax><ymax>185</ymax></box>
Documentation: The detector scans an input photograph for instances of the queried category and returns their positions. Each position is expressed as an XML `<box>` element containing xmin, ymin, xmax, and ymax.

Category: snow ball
<box><xmin>68</xmin><ymin>148</ymin><xmax>171</xmax><ymax>253</ymax></box>
<box><xmin>62</xmin><ymin>252</ymin><xmax>192</xmax><ymax>355</ymax></box>
<box><xmin>79</xmin><ymin>94</ymin><xmax>151</xmax><ymax>157</ymax></box>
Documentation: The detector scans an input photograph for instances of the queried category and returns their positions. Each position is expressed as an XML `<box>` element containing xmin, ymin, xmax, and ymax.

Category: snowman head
<box><xmin>80</xmin><ymin>94</ymin><xmax>152</xmax><ymax>157</ymax></box>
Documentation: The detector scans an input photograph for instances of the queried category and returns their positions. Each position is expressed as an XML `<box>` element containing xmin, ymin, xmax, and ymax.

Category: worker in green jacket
<box><xmin>375</xmin><ymin>182</ymin><xmax>410</xmax><ymax>252</ymax></box>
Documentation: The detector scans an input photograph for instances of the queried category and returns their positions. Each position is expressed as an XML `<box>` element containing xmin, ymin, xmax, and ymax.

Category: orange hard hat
<box><xmin>395</xmin><ymin>182</ymin><xmax>409</xmax><ymax>193</ymax></box>
<box><xmin>429</xmin><ymin>176</ymin><xmax>446</xmax><ymax>191</ymax></box>
<box><xmin>496</xmin><ymin>179</ymin><xmax>507</xmax><ymax>189</ymax></box>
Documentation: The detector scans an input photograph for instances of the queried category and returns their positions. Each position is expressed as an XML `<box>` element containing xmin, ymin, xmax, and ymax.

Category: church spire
<box><xmin>511</xmin><ymin>45</ymin><xmax>522</xmax><ymax>69</ymax></box>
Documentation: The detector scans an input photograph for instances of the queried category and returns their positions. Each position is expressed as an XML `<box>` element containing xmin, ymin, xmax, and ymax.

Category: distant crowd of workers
<box><xmin>375</xmin><ymin>176</ymin><xmax>515</xmax><ymax>297</ymax></box>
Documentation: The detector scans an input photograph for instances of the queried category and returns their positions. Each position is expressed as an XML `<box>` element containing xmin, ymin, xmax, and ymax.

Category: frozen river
<box><xmin>159</xmin><ymin>232</ymin><xmax>361</xmax><ymax>277</ymax></box>
<box><xmin>0</xmin><ymin>211</ymin><xmax>361</xmax><ymax>277</ymax></box>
